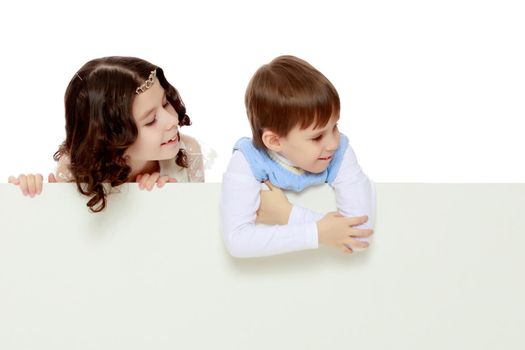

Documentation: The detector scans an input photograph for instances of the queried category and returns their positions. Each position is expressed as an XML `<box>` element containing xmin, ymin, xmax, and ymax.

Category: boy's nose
<box><xmin>326</xmin><ymin>135</ymin><xmax>339</xmax><ymax>151</ymax></box>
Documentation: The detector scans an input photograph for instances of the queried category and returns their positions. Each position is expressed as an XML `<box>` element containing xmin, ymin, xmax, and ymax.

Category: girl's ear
<box><xmin>261</xmin><ymin>130</ymin><xmax>282</xmax><ymax>152</ymax></box>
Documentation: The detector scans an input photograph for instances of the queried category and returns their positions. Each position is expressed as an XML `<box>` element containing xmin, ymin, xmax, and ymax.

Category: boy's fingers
<box><xmin>347</xmin><ymin>238</ymin><xmax>369</xmax><ymax>249</ymax></box>
<box><xmin>264</xmin><ymin>180</ymin><xmax>284</xmax><ymax>193</ymax></box>
<box><xmin>263</xmin><ymin>180</ymin><xmax>275</xmax><ymax>190</ymax></box>
<box><xmin>341</xmin><ymin>245</ymin><xmax>353</xmax><ymax>253</ymax></box>
<box><xmin>350</xmin><ymin>228</ymin><xmax>374</xmax><ymax>238</ymax></box>
<box><xmin>347</xmin><ymin>215</ymin><xmax>369</xmax><ymax>226</ymax></box>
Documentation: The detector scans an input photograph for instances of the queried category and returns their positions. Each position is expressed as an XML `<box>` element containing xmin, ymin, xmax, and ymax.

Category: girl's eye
<box><xmin>145</xmin><ymin>117</ymin><xmax>157</xmax><ymax>126</ymax></box>
<box><xmin>163</xmin><ymin>100</ymin><xmax>171</xmax><ymax>109</ymax></box>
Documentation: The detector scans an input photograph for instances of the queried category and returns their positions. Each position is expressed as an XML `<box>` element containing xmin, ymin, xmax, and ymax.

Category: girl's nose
<box><xmin>161</xmin><ymin>108</ymin><xmax>179</xmax><ymax>130</ymax></box>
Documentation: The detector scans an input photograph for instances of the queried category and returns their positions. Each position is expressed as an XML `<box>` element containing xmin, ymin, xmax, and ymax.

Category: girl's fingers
<box><xmin>146</xmin><ymin>173</ymin><xmax>160</xmax><ymax>191</ymax></box>
<box><xmin>18</xmin><ymin>175</ymin><xmax>28</xmax><ymax>196</ymax></box>
<box><xmin>9</xmin><ymin>174</ymin><xmax>44</xmax><ymax>197</ymax></box>
<box><xmin>156</xmin><ymin>176</ymin><xmax>170</xmax><ymax>188</ymax></box>
<box><xmin>158</xmin><ymin>176</ymin><xmax>178</xmax><ymax>187</ymax></box>
<box><xmin>138</xmin><ymin>174</ymin><xmax>150</xmax><ymax>190</ymax></box>
<box><xmin>36</xmin><ymin>174</ymin><xmax>44</xmax><ymax>195</ymax></box>
<box><xmin>138</xmin><ymin>173</ymin><xmax>176</xmax><ymax>190</ymax></box>
<box><xmin>8</xmin><ymin>176</ymin><xmax>20</xmax><ymax>185</ymax></box>
<box><xmin>48</xmin><ymin>173</ymin><xmax>57</xmax><ymax>183</ymax></box>
<box><xmin>26</xmin><ymin>174</ymin><xmax>37</xmax><ymax>197</ymax></box>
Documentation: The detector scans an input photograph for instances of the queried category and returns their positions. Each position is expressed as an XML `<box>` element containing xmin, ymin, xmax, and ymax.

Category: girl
<box><xmin>9</xmin><ymin>56</ymin><xmax>204</xmax><ymax>212</ymax></box>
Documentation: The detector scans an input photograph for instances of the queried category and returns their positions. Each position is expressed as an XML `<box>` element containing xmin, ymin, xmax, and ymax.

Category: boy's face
<box><xmin>276</xmin><ymin>115</ymin><xmax>340</xmax><ymax>174</ymax></box>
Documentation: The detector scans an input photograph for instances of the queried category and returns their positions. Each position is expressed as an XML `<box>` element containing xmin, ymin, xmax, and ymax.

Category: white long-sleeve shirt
<box><xmin>220</xmin><ymin>144</ymin><xmax>375</xmax><ymax>258</ymax></box>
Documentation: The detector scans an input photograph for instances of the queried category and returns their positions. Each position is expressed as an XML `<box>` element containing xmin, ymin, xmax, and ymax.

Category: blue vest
<box><xmin>233</xmin><ymin>134</ymin><xmax>349</xmax><ymax>192</ymax></box>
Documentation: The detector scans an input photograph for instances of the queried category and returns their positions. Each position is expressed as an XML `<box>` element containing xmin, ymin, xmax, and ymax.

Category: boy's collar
<box><xmin>267</xmin><ymin>150</ymin><xmax>305</xmax><ymax>175</ymax></box>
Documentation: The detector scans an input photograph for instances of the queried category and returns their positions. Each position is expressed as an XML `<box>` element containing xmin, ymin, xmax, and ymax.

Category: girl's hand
<box><xmin>8</xmin><ymin>173</ymin><xmax>56</xmax><ymax>197</ymax></box>
<box><xmin>256</xmin><ymin>180</ymin><xmax>293</xmax><ymax>225</ymax></box>
<box><xmin>136</xmin><ymin>173</ymin><xmax>177</xmax><ymax>191</ymax></box>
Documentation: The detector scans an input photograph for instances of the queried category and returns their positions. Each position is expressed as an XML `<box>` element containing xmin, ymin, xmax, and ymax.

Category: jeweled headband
<box><xmin>136</xmin><ymin>69</ymin><xmax>157</xmax><ymax>94</ymax></box>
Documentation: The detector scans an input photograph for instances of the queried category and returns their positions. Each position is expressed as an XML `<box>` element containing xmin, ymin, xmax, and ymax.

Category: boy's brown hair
<box><xmin>245</xmin><ymin>55</ymin><xmax>340</xmax><ymax>150</ymax></box>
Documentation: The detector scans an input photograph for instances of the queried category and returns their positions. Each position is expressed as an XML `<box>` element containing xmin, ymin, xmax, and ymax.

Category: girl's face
<box><xmin>125</xmin><ymin>78</ymin><xmax>180</xmax><ymax>163</ymax></box>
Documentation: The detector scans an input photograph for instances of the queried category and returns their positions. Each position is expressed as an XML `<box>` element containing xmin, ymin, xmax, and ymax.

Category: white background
<box><xmin>1</xmin><ymin>0</ymin><xmax>524</xmax><ymax>183</ymax></box>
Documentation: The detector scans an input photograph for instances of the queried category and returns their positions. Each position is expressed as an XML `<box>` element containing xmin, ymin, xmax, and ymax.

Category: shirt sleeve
<box><xmin>220</xmin><ymin>151</ymin><xmax>319</xmax><ymax>258</ymax></box>
<box><xmin>54</xmin><ymin>154</ymin><xmax>74</xmax><ymax>183</ymax></box>
<box><xmin>181</xmin><ymin>135</ymin><xmax>205</xmax><ymax>183</ymax></box>
<box><xmin>186</xmin><ymin>152</ymin><xmax>205</xmax><ymax>182</ymax></box>
<box><xmin>330</xmin><ymin>144</ymin><xmax>376</xmax><ymax>230</ymax></box>
<box><xmin>287</xmin><ymin>204</ymin><xmax>324</xmax><ymax>224</ymax></box>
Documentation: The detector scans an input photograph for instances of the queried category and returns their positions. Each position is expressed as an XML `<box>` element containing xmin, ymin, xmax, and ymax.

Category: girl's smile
<box><xmin>161</xmin><ymin>132</ymin><xmax>179</xmax><ymax>147</ymax></box>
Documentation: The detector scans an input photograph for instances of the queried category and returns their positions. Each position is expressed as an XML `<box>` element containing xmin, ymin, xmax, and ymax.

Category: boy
<box><xmin>221</xmin><ymin>55</ymin><xmax>375</xmax><ymax>257</ymax></box>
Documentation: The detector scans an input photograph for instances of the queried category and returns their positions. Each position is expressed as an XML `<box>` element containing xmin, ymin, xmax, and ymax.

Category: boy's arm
<box><xmin>258</xmin><ymin>145</ymin><xmax>375</xmax><ymax>227</ymax></box>
<box><xmin>220</xmin><ymin>151</ymin><xmax>319</xmax><ymax>258</ymax></box>
<box><xmin>331</xmin><ymin>144</ymin><xmax>376</xmax><ymax>229</ymax></box>
<box><xmin>287</xmin><ymin>204</ymin><xmax>324</xmax><ymax>224</ymax></box>
<box><xmin>286</xmin><ymin>145</ymin><xmax>375</xmax><ymax>228</ymax></box>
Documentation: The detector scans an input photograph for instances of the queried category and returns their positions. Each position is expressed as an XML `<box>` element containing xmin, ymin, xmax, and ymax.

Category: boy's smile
<box><xmin>265</xmin><ymin>115</ymin><xmax>340</xmax><ymax>174</ymax></box>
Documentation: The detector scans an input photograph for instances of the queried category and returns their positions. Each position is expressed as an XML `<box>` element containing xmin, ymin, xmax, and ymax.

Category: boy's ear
<box><xmin>261</xmin><ymin>130</ymin><xmax>282</xmax><ymax>152</ymax></box>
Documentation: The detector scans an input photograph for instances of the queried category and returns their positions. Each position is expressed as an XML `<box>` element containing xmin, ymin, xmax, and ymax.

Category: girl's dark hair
<box><xmin>54</xmin><ymin>56</ymin><xmax>191</xmax><ymax>212</ymax></box>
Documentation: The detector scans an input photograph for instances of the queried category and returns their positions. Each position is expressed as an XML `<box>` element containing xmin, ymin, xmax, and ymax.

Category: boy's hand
<box><xmin>8</xmin><ymin>173</ymin><xmax>56</xmax><ymax>197</ymax></box>
<box><xmin>136</xmin><ymin>173</ymin><xmax>177</xmax><ymax>191</ymax></box>
<box><xmin>317</xmin><ymin>213</ymin><xmax>373</xmax><ymax>253</ymax></box>
<box><xmin>256</xmin><ymin>180</ymin><xmax>293</xmax><ymax>225</ymax></box>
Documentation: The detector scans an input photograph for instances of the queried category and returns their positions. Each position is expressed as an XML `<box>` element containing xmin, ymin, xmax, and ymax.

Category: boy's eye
<box><xmin>312</xmin><ymin>135</ymin><xmax>323</xmax><ymax>142</ymax></box>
